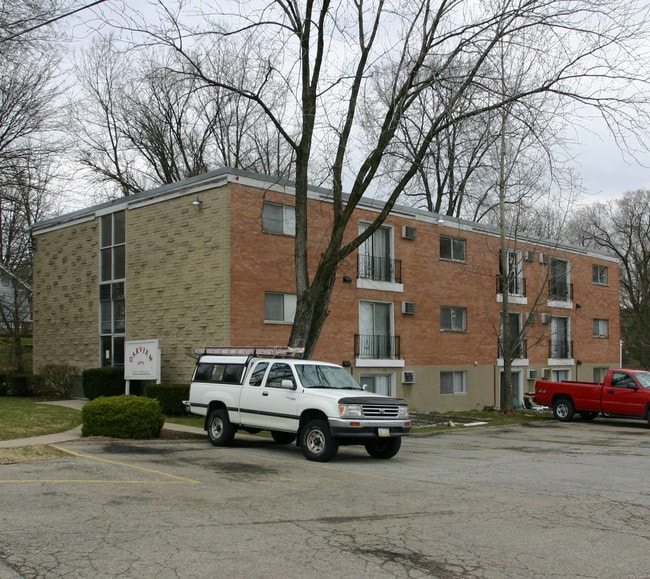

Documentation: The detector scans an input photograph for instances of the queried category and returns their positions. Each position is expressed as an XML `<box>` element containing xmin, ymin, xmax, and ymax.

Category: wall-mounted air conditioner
<box><xmin>525</xmin><ymin>250</ymin><xmax>536</xmax><ymax>262</ymax></box>
<box><xmin>539</xmin><ymin>252</ymin><xmax>549</xmax><ymax>264</ymax></box>
<box><xmin>402</xmin><ymin>371</ymin><xmax>416</xmax><ymax>384</ymax></box>
<box><xmin>541</xmin><ymin>313</ymin><xmax>552</xmax><ymax>324</ymax></box>
<box><xmin>527</xmin><ymin>369</ymin><xmax>538</xmax><ymax>380</ymax></box>
<box><xmin>542</xmin><ymin>368</ymin><xmax>551</xmax><ymax>379</ymax></box>
<box><xmin>402</xmin><ymin>301</ymin><xmax>417</xmax><ymax>315</ymax></box>
<box><xmin>402</xmin><ymin>226</ymin><xmax>417</xmax><ymax>240</ymax></box>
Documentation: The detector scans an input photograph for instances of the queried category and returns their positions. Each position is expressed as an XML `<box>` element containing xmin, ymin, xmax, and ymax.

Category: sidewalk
<box><xmin>0</xmin><ymin>399</ymin><xmax>205</xmax><ymax>449</ymax></box>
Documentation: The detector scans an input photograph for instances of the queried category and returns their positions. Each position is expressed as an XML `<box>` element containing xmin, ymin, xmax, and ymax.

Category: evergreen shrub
<box><xmin>82</xmin><ymin>395</ymin><xmax>164</xmax><ymax>439</ymax></box>
<box><xmin>145</xmin><ymin>383</ymin><xmax>190</xmax><ymax>416</ymax></box>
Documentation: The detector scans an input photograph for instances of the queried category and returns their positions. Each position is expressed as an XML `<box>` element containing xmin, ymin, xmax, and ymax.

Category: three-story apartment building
<box><xmin>32</xmin><ymin>168</ymin><xmax>620</xmax><ymax>411</ymax></box>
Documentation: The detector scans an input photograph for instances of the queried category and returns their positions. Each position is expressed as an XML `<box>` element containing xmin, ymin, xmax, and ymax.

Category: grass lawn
<box><xmin>0</xmin><ymin>398</ymin><xmax>81</xmax><ymax>441</ymax></box>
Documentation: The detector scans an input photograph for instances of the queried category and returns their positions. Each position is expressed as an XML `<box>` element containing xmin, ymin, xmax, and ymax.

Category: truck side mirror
<box><xmin>281</xmin><ymin>379</ymin><xmax>296</xmax><ymax>390</ymax></box>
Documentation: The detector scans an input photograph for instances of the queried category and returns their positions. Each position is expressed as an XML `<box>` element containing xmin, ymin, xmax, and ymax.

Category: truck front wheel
<box><xmin>553</xmin><ymin>398</ymin><xmax>575</xmax><ymax>422</ymax></box>
<box><xmin>365</xmin><ymin>437</ymin><xmax>401</xmax><ymax>459</ymax></box>
<box><xmin>207</xmin><ymin>408</ymin><xmax>236</xmax><ymax>446</ymax></box>
<box><xmin>300</xmin><ymin>419</ymin><xmax>339</xmax><ymax>462</ymax></box>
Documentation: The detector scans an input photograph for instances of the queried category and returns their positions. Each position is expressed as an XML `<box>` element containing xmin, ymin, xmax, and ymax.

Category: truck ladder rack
<box><xmin>193</xmin><ymin>346</ymin><xmax>305</xmax><ymax>358</ymax></box>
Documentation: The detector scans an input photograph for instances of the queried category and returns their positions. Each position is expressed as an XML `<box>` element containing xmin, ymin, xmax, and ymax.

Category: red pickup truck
<box><xmin>534</xmin><ymin>369</ymin><xmax>650</xmax><ymax>424</ymax></box>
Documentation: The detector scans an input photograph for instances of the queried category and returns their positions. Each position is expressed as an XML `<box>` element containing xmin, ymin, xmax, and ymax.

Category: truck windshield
<box><xmin>295</xmin><ymin>364</ymin><xmax>363</xmax><ymax>390</ymax></box>
<box><xmin>635</xmin><ymin>372</ymin><xmax>650</xmax><ymax>388</ymax></box>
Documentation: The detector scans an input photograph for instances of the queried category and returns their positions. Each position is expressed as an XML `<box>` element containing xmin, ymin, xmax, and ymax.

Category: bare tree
<box><xmin>0</xmin><ymin>1</ymin><xmax>62</xmax><ymax>371</ymax></box>
<box><xmin>570</xmin><ymin>191</ymin><xmax>650</xmax><ymax>369</ymax></box>
<box><xmin>69</xmin><ymin>36</ymin><xmax>295</xmax><ymax>198</ymax></box>
<box><xmin>104</xmin><ymin>0</ymin><xmax>650</xmax><ymax>357</ymax></box>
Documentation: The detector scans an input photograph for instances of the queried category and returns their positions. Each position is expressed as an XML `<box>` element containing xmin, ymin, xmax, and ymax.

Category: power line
<box><xmin>0</xmin><ymin>0</ymin><xmax>110</xmax><ymax>44</ymax></box>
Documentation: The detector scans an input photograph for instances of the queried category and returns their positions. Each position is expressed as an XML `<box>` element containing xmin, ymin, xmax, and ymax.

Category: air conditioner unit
<box><xmin>527</xmin><ymin>369</ymin><xmax>538</xmax><ymax>380</ymax></box>
<box><xmin>402</xmin><ymin>226</ymin><xmax>417</xmax><ymax>240</ymax></box>
<box><xmin>541</xmin><ymin>313</ymin><xmax>552</xmax><ymax>324</ymax></box>
<box><xmin>402</xmin><ymin>301</ymin><xmax>417</xmax><ymax>315</ymax></box>
<box><xmin>525</xmin><ymin>250</ymin><xmax>536</xmax><ymax>262</ymax></box>
<box><xmin>539</xmin><ymin>252</ymin><xmax>549</xmax><ymax>264</ymax></box>
<box><xmin>542</xmin><ymin>368</ymin><xmax>551</xmax><ymax>379</ymax></box>
<box><xmin>402</xmin><ymin>371</ymin><xmax>416</xmax><ymax>384</ymax></box>
<box><xmin>527</xmin><ymin>312</ymin><xmax>536</xmax><ymax>324</ymax></box>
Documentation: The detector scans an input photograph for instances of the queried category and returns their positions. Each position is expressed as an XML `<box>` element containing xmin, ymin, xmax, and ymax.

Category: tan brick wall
<box><xmin>33</xmin><ymin>220</ymin><xmax>100</xmax><ymax>372</ymax></box>
<box><xmin>127</xmin><ymin>186</ymin><xmax>232</xmax><ymax>382</ymax></box>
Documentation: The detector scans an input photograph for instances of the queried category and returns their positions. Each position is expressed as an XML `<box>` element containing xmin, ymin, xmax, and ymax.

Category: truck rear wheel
<box><xmin>300</xmin><ymin>419</ymin><xmax>339</xmax><ymax>462</ymax></box>
<box><xmin>207</xmin><ymin>408</ymin><xmax>236</xmax><ymax>446</ymax></box>
<box><xmin>553</xmin><ymin>398</ymin><xmax>575</xmax><ymax>422</ymax></box>
<box><xmin>365</xmin><ymin>437</ymin><xmax>401</xmax><ymax>459</ymax></box>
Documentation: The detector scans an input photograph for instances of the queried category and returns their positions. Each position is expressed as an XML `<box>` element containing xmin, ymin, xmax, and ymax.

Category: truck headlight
<box><xmin>398</xmin><ymin>406</ymin><xmax>409</xmax><ymax>419</ymax></box>
<box><xmin>339</xmin><ymin>404</ymin><xmax>363</xmax><ymax>418</ymax></box>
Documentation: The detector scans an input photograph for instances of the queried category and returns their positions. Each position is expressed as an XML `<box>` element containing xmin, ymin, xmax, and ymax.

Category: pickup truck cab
<box><xmin>185</xmin><ymin>348</ymin><xmax>411</xmax><ymax>461</ymax></box>
<box><xmin>534</xmin><ymin>368</ymin><xmax>650</xmax><ymax>424</ymax></box>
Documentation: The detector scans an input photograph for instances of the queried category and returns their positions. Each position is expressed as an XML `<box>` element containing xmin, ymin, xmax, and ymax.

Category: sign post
<box><xmin>124</xmin><ymin>340</ymin><xmax>161</xmax><ymax>394</ymax></box>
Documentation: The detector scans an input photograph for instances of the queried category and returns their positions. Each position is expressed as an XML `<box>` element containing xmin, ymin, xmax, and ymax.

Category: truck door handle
<box><xmin>263</xmin><ymin>392</ymin><xmax>269</xmax><ymax>396</ymax></box>
<box><xmin>607</xmin><ymin>390</ymin><xmax>615</xmax><ymax>394</ymax></box>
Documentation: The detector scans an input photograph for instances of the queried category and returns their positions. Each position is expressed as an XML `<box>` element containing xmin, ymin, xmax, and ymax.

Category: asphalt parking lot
<box><xmin>2</xmin><ymin>419</ymin><xmax>650</xmax><ymax>578</ymax></box>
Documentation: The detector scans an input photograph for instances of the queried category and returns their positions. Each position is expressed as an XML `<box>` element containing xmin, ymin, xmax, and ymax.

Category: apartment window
<box><xmin>550</xmin><ymin>316</ymin><xmax>571</xmax><ymax>359</ymax></box>
<box><xmin>263</xmin><ymin>202</ymin><xmax>295</xmax><ymax>236</ymax></box>
<box><xmin>440</xmin><ymin>235</ymin><xmax>466</xmax><ymax>262</ymax></box>
<box><xmin>358</xmin><ymin>301</ymin><xmax>396</xmax><ymax>359</ymax></box>
<box><xmin>499</xmin><ymin>249</ymin><xmax>525</xmax><ymax>295</ymax></box>
<box><xmin>99</xmin><ymin>211</ymin><xmax>126</xmax><ymax>367</ymax></box>
<box><xmin>358</xmin><ymin>224</ymin><xmax>401</xmax><ymax>283</ymax></box>
<box><xmin>264</xmin><ymin>292</ymin><xmax>296</xmax><ymax>323</ymax></box>
<box><xmin>441</xmin><ymin>371</ymin><xmax>467</xmax><ymax>394</ymax></box>
<box><xmin>550</xmin><ymin>257</ymin><xmax>571</xmax><ymax>301</ymax></box>
<box><xmin>593</xmin><ymin>319</ymin><xmax>609</xmax><ymax>338</ymax></box>
<box><xmin>360</xmin><ymin>374</ymin><xmax>393</xmax><ymax>396</ymax></box>
<box><xmin>440</xmin><ymin>306</ymin><xmax>467</xmax><ymax>331</ymax></box>
<box><xmin>552</xmin><ymin>369</ymin><xmax>570</xmax><ymax>381</ymax></box>
<box><xmin>593</xmin><ymin>265</ymin><xmax>608</xmax><ymax>285</ymax></box>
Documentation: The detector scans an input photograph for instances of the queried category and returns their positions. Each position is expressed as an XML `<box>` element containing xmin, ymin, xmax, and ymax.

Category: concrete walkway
<box><xmin>0</xmin><ymin>399</ymin><xmax>205</xmax><ymax>449</ymax></box>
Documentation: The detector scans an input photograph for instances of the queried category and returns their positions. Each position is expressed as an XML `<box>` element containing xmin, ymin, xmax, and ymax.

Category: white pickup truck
<box><xmin>185</xmin><ymin>348</ymin><xmax>411</xmax><ymax>462</ymax></box>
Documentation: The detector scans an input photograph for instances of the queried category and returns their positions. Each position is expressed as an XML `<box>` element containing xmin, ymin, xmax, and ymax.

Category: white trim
<box><xmin>356</xmin><ymin>279</ymin><xmax>404</xmax><ymax>292</ymax></box>
<box><xmin>355</xmin><ymin>358</ymin><xmax>405</xmax><ymax>368</ymax></box>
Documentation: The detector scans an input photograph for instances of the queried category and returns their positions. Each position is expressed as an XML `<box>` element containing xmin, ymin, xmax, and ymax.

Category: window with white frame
<box><xmin>264</xmin><ymin>292</ymin><xmax>296</xmax><ymax>323</ymax></box>
<box><xmin>550</xmin><ymin>257</ymin><xmax>571</xmax><ymax>301</ymax></box>
<box><xmin>440</xmin><ymin>371</ymin><xmax>467</xmax><ymax>394</ymax></box>
<box><xmin>358</xmin><ymin>300</ymin><xmax>394</xmax><ymax>358</ymax></box>
<box><xmin>440</xmin><ymin>306</ymin><xmax>467</xmax><ymax>331</ymax></box>
<box><xmin>500</xmin><ymin>249</ymin><xmax>524</xmax><ymax>295</ymax></box>
<box><xmin>262</xmin><ymin>202</ymin><xmax>296</xmax><ymax>236</ymax></box>
<box><xmin>552</xmin><ymin>369</ymin><xmax>570</xmax><ymax>381</ymax></box>
<box><xmin>440</xmin><ymin>235</ymin><xmax>466</xmax><ymax>262</ymax></box>
<box><xmin>358</xmin><ymin>223</ymin><xmax>397</xmax><ymax>282</ymax></box>
<box><xmin>592</xmin><ymin>264</ymin><xmax>608</xmax><ymax>285</ymax></box>
<box><xmin>593</xmin><ymin>319</ymin><xmax>609</xmax><ymax>338</ymax></box>
<box><xmin>360</xmin><ymin>374</ymin><xmax>393</xmax><ymax>396</ymax></box>
<box><xmin>99</xmin><ymin>211</ymin><xmax>126</xmax><ymax>367</ymax></box>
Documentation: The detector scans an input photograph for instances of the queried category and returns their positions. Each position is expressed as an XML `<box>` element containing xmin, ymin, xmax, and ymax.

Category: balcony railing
<box><xmin>355</xmin><ymin>334</ymin><xmax>401</xmax><ymax>359</ymax></box>
<box><xmin>498</xmin><ymin>338</ymin><xmax>528</xmax><ymax>359</ymax></box>
<box><xmin>358</xmin><ymin>255</ymin><xmax>402</xmax><ymax>284</ymax></box>
<box><xmin>549</xmin><ymin>280</ymin><xmax>573</xmax><ymax>301</ymax></box>
<box><xmin>549</xmin><ymin>339</ymin><xmax>573</xmax><ymax>359</ymax></box>
<box><xmin>496</xmin><ymin>275</ymin><xmax>527</xmax><ymax>297</ymax></box>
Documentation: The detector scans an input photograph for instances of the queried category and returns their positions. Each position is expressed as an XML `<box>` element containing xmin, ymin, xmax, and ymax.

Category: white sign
<box><xmin>124</xmin><ymin>339</ymin><xmax>161</xmax><ymax>381</ymax></box>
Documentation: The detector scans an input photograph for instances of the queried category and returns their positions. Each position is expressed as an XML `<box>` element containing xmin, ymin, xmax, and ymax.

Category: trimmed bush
<box><xmin>82</xmin><ymin>367</ymin><xmax>125</xmax><ymax>400</ymax></box>
<box><xmin>145</xmin><ymin>383</ymin><xmax>190</xmax><ymax>416</ymax></box>
<box><xmin>32</xmin><ymin>364</ymin><xmax>79</xmax><ymax>399</ymax></box>
<box><xmin>82</xmin><ymin>395</ymin><xmax>164</xmax><ymax>439</ymax></box>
